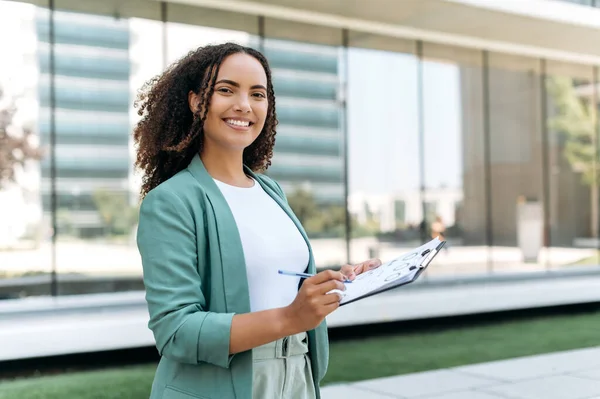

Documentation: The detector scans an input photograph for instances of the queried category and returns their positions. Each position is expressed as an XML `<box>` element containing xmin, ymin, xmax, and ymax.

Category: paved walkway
<box><xmin>2</xmin><ymin>293</ymin><xmax>600</xmax><ymax>399</ymax></box>
<box><xmin>321</xmin><ymin>346</ymin><xmax>600</xmax><ymax>399</ymax></box>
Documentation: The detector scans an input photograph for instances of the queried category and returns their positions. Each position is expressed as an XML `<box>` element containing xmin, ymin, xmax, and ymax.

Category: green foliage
<box><xmin>91</xmin><ymin>189</ymin><xmax>139</xmax><ymax>236</ymax></box>
<box><xmin>0</xmin><ymin>87</ymin><xmax>43</xmax><ymax>190</ymax></box>
<box><xmin>286</xmin><ymin>187</ymin><xmax>319</xmax><ymax>226</ymax></box>
<box><xmin>546</xmin><ymin>76</ymin><xmax>598</xmax><ymax>186</ymax></box>
<box><xmin>56</xmin><ymin>208</ymin><xmax>76</xmax><ymax>237</ymax></box>
<box><xmin>350</xmin><ymin>213</ymin><xmax>381</xmax><ymax>238</ymax></box>
<box><xmin>285</xmin><ymin>186</ymin><xmax>385</xmax><ymax>238</ymax></box>
<box><xmin>286</xmin><ymin>187</ymin><xmax>348</xmax><ymax>238</ymax></box>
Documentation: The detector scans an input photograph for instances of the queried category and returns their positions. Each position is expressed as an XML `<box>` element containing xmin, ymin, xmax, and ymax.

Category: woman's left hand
<box><xmin>339</xmin><ymin>258</ymin><xmax>382</xmax><ymax>282</ymax></box>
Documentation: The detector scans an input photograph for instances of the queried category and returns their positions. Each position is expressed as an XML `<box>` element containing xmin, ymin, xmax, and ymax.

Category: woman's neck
<box><xmin>200</xmin><ymin>148</ymin><xmax>252</xmax><ymax>188</ymax></box>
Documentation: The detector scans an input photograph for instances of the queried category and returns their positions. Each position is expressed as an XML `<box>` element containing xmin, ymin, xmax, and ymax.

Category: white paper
<box><xmin>335</xmin><ymin>237</ymin><xmax>444</xmax><ymax>305</ymax></box>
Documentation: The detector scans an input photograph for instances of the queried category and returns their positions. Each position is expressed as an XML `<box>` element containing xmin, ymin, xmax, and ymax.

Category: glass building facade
<box><xmin>559</xmin><ymin>0</ymin><xmax>599</xmax><ymax>6</ymax></box>
<box><xmin>1</xmin><ymin>0</ymin><xmax>599</xmax><ymax>299</ymax></box>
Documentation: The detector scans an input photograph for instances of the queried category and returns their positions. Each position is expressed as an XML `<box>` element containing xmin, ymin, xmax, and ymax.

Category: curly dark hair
<box><xmin>133</xmin><ymin>42</ymin><xmax>278</xmax><ymax>199</ymax></box>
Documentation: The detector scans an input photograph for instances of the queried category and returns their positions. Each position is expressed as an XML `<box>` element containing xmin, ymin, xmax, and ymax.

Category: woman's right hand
<box><xmin>283</xmin><ymin>270</ymin><xmax>347</xmax><ymax>333</ymax></box>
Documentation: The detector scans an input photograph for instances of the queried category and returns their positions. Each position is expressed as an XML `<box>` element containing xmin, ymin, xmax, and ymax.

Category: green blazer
<box><xmin>137</xmin><ymin>154</ymin><xmax>329</xmax><ymax>399</ymax></box>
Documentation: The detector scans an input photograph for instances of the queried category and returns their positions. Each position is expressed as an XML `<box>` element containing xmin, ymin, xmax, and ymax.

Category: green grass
<box><xmin>0</xmin><ymin>365</ymin><xmax>154</xmax><ymax>399</ymax></box>
<box><xmin>2</xmin><ymin>309</ymin><xmax>600</xmax><ymax>398</ymax></box>
<box><xmin>323</xmin><ymin>309</ymin><xmax>600</xmax><ymax>384</ymax></box>
<box><xmin>569</xmin><ymin>251</ymin><xmax>600</xmax><ymax>266</ymax></box>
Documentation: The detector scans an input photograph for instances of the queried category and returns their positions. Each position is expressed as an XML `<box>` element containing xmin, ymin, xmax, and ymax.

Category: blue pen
<box><xmin>278</xmin><ymin>269</ymin><xmax>352</xmax><ymax>283</ymax></box>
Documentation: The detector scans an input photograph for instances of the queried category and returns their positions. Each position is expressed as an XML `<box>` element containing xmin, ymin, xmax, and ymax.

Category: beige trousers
<box><xmin>252</xmin><ymin>332</ymin><xmax>317</xmax><ymax>399</ymax></box>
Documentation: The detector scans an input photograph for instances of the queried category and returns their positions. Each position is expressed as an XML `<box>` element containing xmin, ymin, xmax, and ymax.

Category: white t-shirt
<box><xmin>213</xmin><ymin>177</ymin><xmax>310</xmax><ymax>312</ymax></box>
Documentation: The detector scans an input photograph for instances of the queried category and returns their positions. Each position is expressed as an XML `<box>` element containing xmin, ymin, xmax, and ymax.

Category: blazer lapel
<box><xmin>187</xmin><ymin>155</ymin><xmax>251</xmax><ymax>314</ymax></box>
<box><xmin>186</xmin><ymin>156</ymin><xmax>322</xmax><ymax>398</ymax></box>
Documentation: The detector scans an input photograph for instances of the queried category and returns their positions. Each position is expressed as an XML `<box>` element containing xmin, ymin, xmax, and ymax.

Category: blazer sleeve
<box><xmin>137</xmin><ymin>187</ymin><xmax>235</xmax><ymax>368</ymax></box>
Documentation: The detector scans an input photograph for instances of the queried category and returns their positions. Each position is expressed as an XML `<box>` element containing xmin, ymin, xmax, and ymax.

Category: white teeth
<box><xmin>225</xmin><ymin>119</ymin><xmax>250</xmax><ymax>127</ymax></box>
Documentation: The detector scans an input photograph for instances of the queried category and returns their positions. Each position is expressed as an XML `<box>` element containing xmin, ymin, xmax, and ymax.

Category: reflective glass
<box><xmin>488</xmin><ymin>52</ymin><xmax>544</xmax><ymax>273</ymax></box>
<box><xmin>545</xmin><ymin>61</ymin><xmax>599</xmax><ymax>269</ymax></box>
<box><xmin>346</xmin><ymin>34</ymin><xmax>421</xmax><ymax>268</ymax></box>
<box><xmin>422</xmin><ymin>43</ymin><xmax>487</xmax><ymax>277</ymax></box>
<box><xmin>262</xmin><ymin>35</ymin><xmax>346</xmax><ymax>269</ymax></box>
<box><xmin>0</xmin><ymin>0</ymin><xmax>51</xmax><ymax>299</ymax></box>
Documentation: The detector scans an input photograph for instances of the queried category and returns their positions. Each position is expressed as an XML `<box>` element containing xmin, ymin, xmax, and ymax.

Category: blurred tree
<box><xmin>321</xmin><ymin>204</ymin><xmax>347</xmax><ymax>234</ymax></box>
<box><xmin>286</xmin><ymin>187</ymin><xmax>350</xmax><ymax>238</ymax></box>
<box><xmin>56</xmin><ymin>208</ymin><xmax>76</xmax><ymax>237</ymax></box>
<box><xmin>0</xmin><ymin>86</ymin><xmax>43</xmax><ymax>190</ymax></box>
<box><xmin>287</xmin><ymin>187</ymin><xmax>319</xmax><ymax>226</ymax></box>
<box><xmin>92</xmin><ymin>189</ymin><xmax>138</xmax><ymax>236</ymax></box>
<box><xmin>547</xmin><ymin>76</ymin><xmax>598</xmax><ymax>237</ymax></box>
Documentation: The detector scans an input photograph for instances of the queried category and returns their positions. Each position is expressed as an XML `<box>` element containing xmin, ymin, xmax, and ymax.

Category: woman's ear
<box><xmin>188</xmin><ymin>90</ymin><xmax>200</xmax><ymax>114</ymax></box>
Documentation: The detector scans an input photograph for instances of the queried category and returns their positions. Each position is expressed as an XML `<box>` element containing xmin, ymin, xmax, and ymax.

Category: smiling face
<box><xmin>192</xmin><ymin>52</ymin><xmax>269</xmax><ymax>155</ymax></box>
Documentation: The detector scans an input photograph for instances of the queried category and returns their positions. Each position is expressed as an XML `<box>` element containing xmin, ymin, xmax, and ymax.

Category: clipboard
<box><xmin>337</xmin><ymin>237</ymin><xmax>446</xmax><ymax>306</ymax></box>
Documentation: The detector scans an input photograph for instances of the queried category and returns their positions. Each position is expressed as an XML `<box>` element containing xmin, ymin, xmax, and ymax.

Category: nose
<box><xmin>233</xmin><ymin>94</ymin><xmax>251</xmax><ymax>113</ymax></box>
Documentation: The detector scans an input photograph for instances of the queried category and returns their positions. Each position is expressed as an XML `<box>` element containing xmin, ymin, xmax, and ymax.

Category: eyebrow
<box><xmin>215</xmin><ymin>79</ymin><xmax>267</xmax><ymax>91</ymax></box>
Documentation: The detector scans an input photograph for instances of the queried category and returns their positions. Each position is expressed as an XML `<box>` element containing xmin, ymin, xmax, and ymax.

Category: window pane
<box><xmin>422</xmin><ymin>43</ymin><xmax>487</xmax><ymax>277</ymax></box>
<box><xmin>545</xmin><ymin>61</ymin><xmax>599</xmax><ymax>270</ymax></box>
<box><xmin>347</xmin><ymin>33</ymin><xmax>420</xmax><ymax>267</ymax></box>
<box><xmin>557</xmin><ymin>0</ymin><xmax>594</xmax><ymax>6</ymax></box>
<box><xmin>0</xmin><ymin>0</ymin><xmax>50</xmax><ymax>299</ymax></box>
<box><xmin>44</xmin><ymin>2</ymin><xmax>163</xmax><ymax>295</ymax></box>
<box><xmin>488</xmin><ymin>52</ymin><xmax>544</xmax><ymax>273</ymax></box>
<box><xmin>165</xmin><ymin>20</ymin><xmax>255</xmax><ymax>65</ymax></box>
<box><xmin>261</xmin><ymin>35</ymin><xmax>346</xmax><ymax>270</ymax></box>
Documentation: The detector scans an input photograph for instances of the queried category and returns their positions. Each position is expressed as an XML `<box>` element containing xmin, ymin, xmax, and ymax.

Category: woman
<box><xmin>134</xmin><ymin>42</ymin><xmax>381</xmax><ymax>399</ymax></box>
